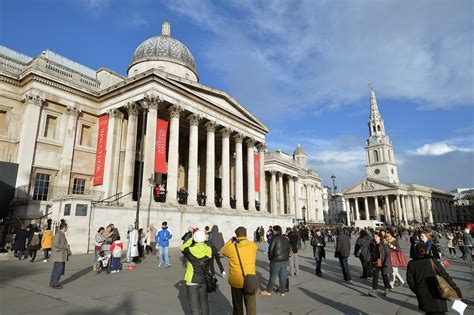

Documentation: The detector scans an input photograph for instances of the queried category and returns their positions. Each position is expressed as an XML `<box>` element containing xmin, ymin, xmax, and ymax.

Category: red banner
<box><xmin>155</xmin><ymin>118</ymin><xmax>168</xmax><ymax>174</ymax></box>
<box><xmin>93</xmin><ymin>114</ymin><xmax>108</xmax><ymax>186</ymax></box>
<box><xmin>254</xmin><ymin>153</ymin><xmax>260</xmax><ymax>192</ymax></box>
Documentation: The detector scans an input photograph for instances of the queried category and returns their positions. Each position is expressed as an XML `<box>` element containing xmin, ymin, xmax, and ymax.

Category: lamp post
<box><xmin>331</xmin><ymin>174</ymin><xmax>337</xmax><ymax>194</ymax></box>
<box><xmin>147</xmin><ymin>173</ymin><xmax>154</xmax><ymax>228</ymax></box>
<box><xmin>302</xmin><ymin>206</ymin><xmax>306</xmax><ymax>225</ymax></box>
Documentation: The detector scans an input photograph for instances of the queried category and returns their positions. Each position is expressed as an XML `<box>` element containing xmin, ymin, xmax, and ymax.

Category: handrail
<box><xmin>92</xmin><ymin>191</ymin><xmax>133</xmax><ymax>206</ymax></box>
<box><xmin>92</xmin><ymin>192</ymin><xmax>122</xmax><ymax>205</ymax></box>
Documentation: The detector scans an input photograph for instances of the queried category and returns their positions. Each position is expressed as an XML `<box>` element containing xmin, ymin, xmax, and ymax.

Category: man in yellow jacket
<box><xmin>221</xmin><ymin>226</ymin><xmax>258</xmax><ymax>315</ymax></box>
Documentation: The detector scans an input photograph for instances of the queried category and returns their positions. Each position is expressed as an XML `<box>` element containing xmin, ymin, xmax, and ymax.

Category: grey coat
<box><xmin>52</xmin><ymin>231</ymin><xmax>69</xmax><ymax>262</ymax></box>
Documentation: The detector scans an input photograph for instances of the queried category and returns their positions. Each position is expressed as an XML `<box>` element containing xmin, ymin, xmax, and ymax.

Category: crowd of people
<box><xmin>10</xmin><ymin>218</ymin><xmax>473</xmax><ymax>315</ymax></box>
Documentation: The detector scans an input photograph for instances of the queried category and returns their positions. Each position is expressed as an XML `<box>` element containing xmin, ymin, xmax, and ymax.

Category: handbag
<box><xmin>430</xmin><ymin>259</ymin><xmax>459</xmax><ymax>301</ymax></box>
<box><xmin>397</xmin><ymin>251</ymin><xmax>408</xmax><ymax>269</ymax></box>
<box><xmin>372</xmin><ymin>258</ymin><xmax>382</xmax><ymax>268</ymax></box>
<box><xmin>234</xmin><ymin>242</ymin><xmax>259</xmax><ymax>295</ymax></box>
<box><xmin>200</xmin><ymin>260</ymin><xmax>218</xmax><ymax>293</ymax></box>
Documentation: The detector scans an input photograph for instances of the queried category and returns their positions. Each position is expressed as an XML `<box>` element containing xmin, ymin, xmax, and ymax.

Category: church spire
<box><xmin>368</xmin><ymin>83</ymin><xmax>385</xmax><ymax>137</ymax></box>
<box><xmin>369</xmin><ymin>83</ymin><xmax>380</xmax><ymax>120</ymax></box>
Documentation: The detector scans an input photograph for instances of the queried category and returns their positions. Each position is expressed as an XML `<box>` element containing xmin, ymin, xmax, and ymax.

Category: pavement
<box><xmin>0</xmin><ymin>238</ymin><xmax>472</xmax><ymax>315</ymax></box>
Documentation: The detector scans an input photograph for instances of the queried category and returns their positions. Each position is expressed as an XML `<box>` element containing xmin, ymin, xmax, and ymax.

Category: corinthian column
<box><xmin>246</xmin><ymin>139</ymin><xmax>256</xmax><ymax>211</ymax></box>
<box><xmin>278</xmin><ymin>172</ymin><xmax>285</xmax><ymax>215</ymax></box>
<box><xmin>122</xmin><ymin>102</ymin><xmax>139</xmax><ymax>200</ymax></box>
<box><xmin>364</xmin><ymin>197</ymin><xmax>369</xmax><ymax>220</ymax></box>
<box><xmin>187</xmin><ymin>114</ymin><xmax>200</xmax><ymax>206</ymax></box>
<box><xmin>220</xmin><ymin>128</ymin><xmax>231</xmax><ymax>209</ymax></box>
<box><xmin>354</xmin><ymin>197</ymin><xmax>360</xmax><ymax>220</ymax></box>
<box><xmin>270</xmin><ymin>170</ymin><xmax>277</xmax><ymax>214</ymax></box>
<box><xmin>102</xmin><ymin>109</ymin><xmax>123</xmax><ymax>198</ymax></box>
<box><xmin>294</xmin><ymin>177</ymin><xmax>301</xmax><ymax>218</ymax></box>
<box><xmin>257</xmin><ymin>143</ymin><xmax>266</xmax><ymax>212</ymax></box>
<box><xmin>166</xmin><ymin>104</ymin><xmax>182</xmax><ymax>203</ymax></box>
<box><xmin>234</xmin><ymin>133</ymin><xmax>244</xmax><ymax>210</ymax></box>
<box><xmin>16</xmin><ymin>91</ymin><xmax>45</xmax><ymax>190</ymax></box>
<box><xmin>384</xmin><ymin>195</ymin><xmax>391</xmax><ymax>224</ymax></box>
<box><xmin>205</xmin><ymin>121</ymin><xmax>216</xmax><ymax>207</ymax></box>
<box><xmin>288</xmin><ymin>176</ymin><xmax>295</xmax><ymax>215</ymax></box>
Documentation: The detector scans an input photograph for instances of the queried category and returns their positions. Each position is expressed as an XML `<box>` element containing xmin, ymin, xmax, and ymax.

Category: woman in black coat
<box><xmin>311</xmin><ymin>229</ymin><xmax>326</xmax><ymax>277</ymax></box>
<box><xmin>354</xmin><ymin>230</ymin><xmax>372</xmax><ymax>278</ymax></box>
<box><xmin>12</xmin><ymin>226</ymin><xmax>29</xmax><ymax>258</ymax></box>
<box><xmin>368</xmin><ymin>232</ymin><xmax>392</xmax><ymax>298</ymax></box>
<box><xmin>407</xmin><ymin>243</ymin><xmax>462</xmax><ymax>315</ymax></box>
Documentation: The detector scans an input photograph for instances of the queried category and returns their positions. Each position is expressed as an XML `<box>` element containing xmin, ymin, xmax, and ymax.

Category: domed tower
<box><xmin>294</xmin><ymin>144</ymin><xmax>308</xmax><ymax>169</ymax></box>
<box><xmin>128</xmin><ymin>22</ymin><xmax>198</xmax><ymax>81</ymax></box>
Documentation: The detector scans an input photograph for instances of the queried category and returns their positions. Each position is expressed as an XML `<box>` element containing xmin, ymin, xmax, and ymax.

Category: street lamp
<box><xmin>331</xmin><ymin>174</ymin><xmax>337</xmax><ymax>194</ymax></box>
<box><xmin>302</xmin><ymin>206</ymin><xmax>306</xmax><ymax>225</ymax></box>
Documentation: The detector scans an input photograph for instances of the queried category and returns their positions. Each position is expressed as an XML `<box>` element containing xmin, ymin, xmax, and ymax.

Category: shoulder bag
<box><xmin>234</xmin><ymin>242</ymin><xmax>259</xmax><ymax>295</ymax></box>
<box><xmin>430</xmin><ymin>259</ymin><xmax>459</xmax><ymax>301</ymax></box>
<box><xmin>199</xmin><ymin>258</ymin><xmax>218</xmax><ymax>293</ymax></box>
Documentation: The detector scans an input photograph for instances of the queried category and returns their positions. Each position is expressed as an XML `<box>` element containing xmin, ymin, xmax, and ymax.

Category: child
<box><xmin>110</xmin><ymin>240</ymin><xmax>123</xmax><ymax>273</ymax></box>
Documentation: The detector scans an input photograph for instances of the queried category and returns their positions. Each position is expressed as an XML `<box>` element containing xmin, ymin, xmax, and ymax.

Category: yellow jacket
<box><xmin>41</xmin><ymin>230</ymin><xmax>53</xmax><ymax>249</ymax></box>
<box><xmin>221</xmin><ymin>237</ymin><xmax>257</xmax><ymax>289</ymax></box>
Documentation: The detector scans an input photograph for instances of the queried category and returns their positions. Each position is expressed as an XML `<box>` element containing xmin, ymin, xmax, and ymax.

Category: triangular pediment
<box><xmin>344</xmin><ymin>177</ymin><xmax>399</xmax><ymax>194</ymax></box>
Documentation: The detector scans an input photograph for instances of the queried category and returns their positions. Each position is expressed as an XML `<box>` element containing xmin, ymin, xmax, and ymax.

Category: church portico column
<box><xmin>374</xmin><ymin>196</ymin><xmax>380</xmax><ymax>220</ymax></box>
<box><xmin>122</xmin><ymin>103</ymin><xmax>139</xmax><ymax>200</ymax></box>
<box><xmin>16</xmin><ymin>91</ymin><xmax>45</xmax><ymax>190</ymax></box>
<box><xmin>141</xmin><ymin>95</ymin><xmax>160</xmax><ymax>200</ymax></box>
<box><xmin>234</xmin><ymin>133</ymin><xmax>244</xmax><ymax>210</ymax></box>
<box><xmin>384</xmin><ymin>195</ymin><xmax>392</xmax><ymax>224</ymax></box>
<box><xmin>294</xmin><ymin>177</ymin><xmax>301</xmax><ymax>218</ymax></box>
<box><xmin>245</xmin><ymin>139</ymin><xmax>256</xmax><ymax>211</ymax></box>
<box><xmin>205</xmin><ymin>121</ymin><xmax>216</xmax><ymax>207</ymax></box>
<box><xmin>345</xmin><ymin>199</ymin><xmax>351</xmax><ymax>224</ymax></box>
<box><xmin>270</xmin><ymin>170</ymin><xmax>277</xmax><ymax>215</ymax></box>
<box><xmin>166</xmin><ymin>104</ymin><xmax>182</xmax><ymax>204</ymax></box>
<box><xmin>427</xmin><ymin>197</ymin><xmax>434</xmax><ymax>224</ymax></box>
<box><xmin>400</xmin><ymin>194</ymin><xmax>408</xmax><ymax>224</ymax></box>
<box><xmin>257</xmin><ymin>143</ymin><xmax>267</xmax><ymax>212</ymax></box>
<box><xmin>288</xmin><ymin>176</ymin><xmax>295</xmax><ymax>215</ymax></box>
<box><xmin>220</xmin><ymin>128</ymin><xmax>231</xmax><ymax>209</ymax></box>
<box><xmin>354</xmin><ymin>197</ymin><xmax>360</xmax><ymax>220</ymax></box>
<box><xmin>187</xmin><ymin>114</ymin><xmax>200</xmax><ymax>206</ymax></box>
<box><xmin>364</xmin><ymin>197</ymin><xmax>369</xmax><ymax>220</ymax></box>
<box><xmin>278</xmin><ymin>172</ymin><xmax>285</xmax><ymax>215</ymax></box>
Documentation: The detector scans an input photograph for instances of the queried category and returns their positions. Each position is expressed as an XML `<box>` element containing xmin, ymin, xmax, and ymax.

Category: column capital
<box><xmin>221</xmin><ymin>127</ymin><xmax>232</xmax><ymax>138</ymax></box>
<box><xmin>205</xmin><ymin>121</ymin><xmax>217</xmax><ymax>132</ymax></box>
<box><xmin>142</xmin><ymin>93</ymin><xmax>162</xmax><ymax>110</ymax></box>
<box><xmin>277</xmin><ymin>171</ymin><xmax>284</xmax><ymax>178</ymax></box>
<box><xmin>169</xmin><ymin>104</ymin><xmax>183</xmax><ymax>118</ymax></box>
<box><xmin>245</xmin><ymin>138</ymin><xmax>256</xmax><ymax>148</ymax></box>
<box><xmin>188</xmin><ymin>113</ymin><xmax>201</xmax><ymax>126</ymax></box>
<box><xmin>257</xmin><ymin>142</ymin><xmax>266</xmax><ymax>152</ymax></box>
<box><xmin>108</xmin><ymin>108</ymin><xmax>123</xmax><ymax>119</ymax></box>
<box><xmin>270</xmin><ymin>170</ymin><xmax>277</xmax><ymax>176</ymax></box>
<box><xmin>292</xmin><ymin>176</ymin><xmax>299</xmax><ymax>182</ymax></box>
<box><xmin>66</xmin><ymin>105</ymin><xmax>82</xmax><ymax>117</ymax></box>
<box><xmin>233</xmin><ymin>132</ymin><xmax>244</xmax><ymax>143</ymax></box>
<box><xmin>23</xmin><ymin>91</ymin><xmax>45</xmax><ymax>107</ymax></box>
<box><xmin>125</xmin><ymin>102</ymin><xmax>140</xmax><ymax>116</ymax></box>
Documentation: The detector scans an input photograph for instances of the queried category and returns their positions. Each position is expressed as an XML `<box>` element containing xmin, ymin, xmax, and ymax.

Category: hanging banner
<box><xmin>155</xmin><ymin>118</ymin><xmax>169</xmax><ymax>174</ymax></box>
<box><xmin>254</xmin><ymin>153</ymin><xmax>260</xmax><ymax>192</ymax></box>
<box><xmin>93</xmin><ymin>114</ymin><xmax>109</xmax><ymax>186</ymax></box>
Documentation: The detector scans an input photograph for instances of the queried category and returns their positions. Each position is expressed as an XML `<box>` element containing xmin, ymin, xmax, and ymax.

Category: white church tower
<box><xmin>365</xmin><ymin>84</ymin><xmax>399</xmax><ymax>184</ymax></box>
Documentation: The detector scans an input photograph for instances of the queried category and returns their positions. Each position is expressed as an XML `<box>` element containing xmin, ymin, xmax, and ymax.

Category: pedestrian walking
<box><xmin>446</xmin><ymin>233</ymin><xmax>456</xmax><ymax>257</ymax></box>
<box><xmin>156</xmin><ymin>221</ymin><xmax>172</xmax><ymax>267</ymax></box>
<box><xmin>221</xmin><ymin>226</ymin><xmax>258</xmax><ymax>315</ymax></box>
<box><xmin>311</xmin><ymin>229</ymin><xmax>326</xmax><ymax>277</ymax></box>
<box><xmin>93</xmin><ymin>227</ymin><xmax>105</xmax><ymax>271</ymax></box>
<box><xmin>12</xmin><ymin>225</ymin><xmax>28</xmax><ymax>258</ymax></box>
<box><xmin>407</xmin><ymin>242</ymin><xmax>462</xmax><ymax>314</ymax></box>
<box><xmin>265</xmin><ymin>226</ymin><xmax>273</xmax><ymax>253</ymax></box>
<box><xmin>354</xmin><ymin>229</ymin><xmax>372</xmax><ymax>278</ymax></box>
<box><xmin>27</xmin><ymin>231</ymin><xmax>41</xmax><ymax>262</ymax></box>
<box><xmin>368</xmin><ymin>233</ymin><xmax>392</xmax><ymax>297</ymax></box>
<box><xmin>385</xmin><ymin>230</ymin><xmax>406</xmax><ymax>287</ymax></box>
<box><xmin>41</xmin><ymin>225</ymin><xmax>54</xmax><ymax>262</ymax></box>
<box><xmin>181</xmin><ymin>230</ymin><xmax>214</xmax><ymax>315</ymax></box>
<box><xmin>287</xmin><ymin>227</ymin><xmax>300</xmax><ymax>276</ymax></box>
<box><xmin>462</xmin><ymin>227</ymin><xmax>472</xmax><ymax>262</ymax></box>
<box><xmin>261</xmin><ymin>225</ymin><xmax>291</xmax><ymax>297</ymax></box>
<box><xmin>149</xmin><ymin>224</ymin><xmax>158</xmax><ymax>255</ymax></box>
<box><xmin>49</xmin><ymin>222</ymin><xmax>70</xmax><ymax>289</ymax></box>
<box><xmin>335</xmin><ymin>227</ymin><xmax>352</xmax><ymax>283</ymax></box>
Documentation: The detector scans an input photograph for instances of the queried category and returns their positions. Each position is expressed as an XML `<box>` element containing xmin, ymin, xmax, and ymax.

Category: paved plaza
<box><xmin>0</xmin><ymin>239</ymin><xmax>472</xmax><ymax>315</ymax></box>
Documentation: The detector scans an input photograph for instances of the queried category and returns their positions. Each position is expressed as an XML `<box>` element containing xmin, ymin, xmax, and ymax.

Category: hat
<box><xmin>193</xmin><ymin>230</ymin><xmax>206</xmax><ymax>243</ymax></box>
<box><xmin>193</xmin><ymin>227</ymin><xmax>200</xmax><ymax>233</ymax></box>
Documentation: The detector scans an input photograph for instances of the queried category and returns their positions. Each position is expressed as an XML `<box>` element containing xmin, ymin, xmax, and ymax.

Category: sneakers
<box><xmin>221</xmin><ymin>271</ymin><xmax>226</xmax><ymax>277</ymax></box>
<box><xmin>43</xmin><ymin>259</ymin><xmax>48</xmax><ymax>263</ymax></box>
<box><xmin>384</xmin><ymin>289</ymin><xmax>390</xmax><ymax>297</ymax></box>
<box><xmin>158</xmin><ymin>263</ymin><xmax>163</xmax><ymax>267</ymax></box>
<box><xmin>51</xmin><ymin>284</ymin><xmax>63</xmax><ymax>289</ymax></box>
<box><xmin>260</xmin><ymin>290</ymin><xmax>272</xmax><ymax>296</ymax></box>
<box><xmin>111</xmin><ymin>270</ymin><xmax>117</xmax><ymax>273</ymax></box>
<box><xmin>165</xmin><ymin>264</ymin><xmax>171</xmax><ymax>268</ymax></box>
<box><xmin>368</xmin><ymin>289</ymin><xmax>377</xmax><ymax>298</ymax></box>
<box><xmin>346</xmin><ymin>280</ymin><xmax>353</xmax><ymax>284</ymax></box>
<box><xmin>277</xmin><ymin>292</ymin><xmax>285</xmax><ymax>297</ymax></box>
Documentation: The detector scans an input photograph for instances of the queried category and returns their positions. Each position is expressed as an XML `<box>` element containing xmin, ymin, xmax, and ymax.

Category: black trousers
<box><xmin>339</xmin><ymin>257</ymin><xmax>352</xmax><ymax>281</ymax></box>
<box><xmin>359</xmin><ymin>257</ymin><xmax>372</xmax><ymax>277</ymax></box>
<box><xmin>231</xmin><ymin>287</ymin><xmax>256</xmax><ymax>315</ymax></box>
<box><xmin>372</xmin><ymin>267</ymin><xmax>390</xmax><ymax>290</ymax></box>
<box><xmin>186</xmin><ymin>284</ymin><xmax>209</xmax><ymax>315</ymax></box>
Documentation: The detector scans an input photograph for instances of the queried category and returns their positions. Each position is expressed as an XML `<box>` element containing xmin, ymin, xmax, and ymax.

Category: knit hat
<box><xmin>193</xmin><ymin>230</ymin><xmax>206</xmax><ymax>243</ymax></box>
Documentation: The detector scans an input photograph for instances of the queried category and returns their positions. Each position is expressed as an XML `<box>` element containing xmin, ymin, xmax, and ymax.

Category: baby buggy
<box><xmin>95</xmin><ymin>245</ymin><xmax>112</xmax><ymax>274</ymax></box>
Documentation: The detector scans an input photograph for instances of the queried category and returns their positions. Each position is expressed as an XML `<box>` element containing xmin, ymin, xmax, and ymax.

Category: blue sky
<box><xmin>1</xmin><ymin>0</ymin><xmax>473</xmax><ymax>191</ymax></box>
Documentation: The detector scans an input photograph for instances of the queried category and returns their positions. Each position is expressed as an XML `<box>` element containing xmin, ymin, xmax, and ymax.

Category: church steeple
<box><xmin>368</xmin><ymin>83</ymin><xmax>386</xmax><ymax>137</ymax></box>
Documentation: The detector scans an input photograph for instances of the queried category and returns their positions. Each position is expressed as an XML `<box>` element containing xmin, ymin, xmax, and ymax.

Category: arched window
<box><xmin>373</xmin><ymin>125</ymin><xmax>376</xmax><ymax>132</ymax></box>
<box><xmin>377</xmin><ymin>125</ymin><xmax>381</xmax><ymax>131</ymax></box>
<box><xmin>388</xmin><ymin>150</ymin><xmax>392</xmax><ymax>161</ymax></box>
<box><xmin>373</xmin><ymin>150</ymin><xmax>379</xmax><ymax>162</ymax></box>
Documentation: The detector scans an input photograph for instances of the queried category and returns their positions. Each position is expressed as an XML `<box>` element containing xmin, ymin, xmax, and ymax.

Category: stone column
<box><xmin>205</xmin><ymin>121</ymin><xmax>216</xmax><ymax>207</ymax></box>
<box><xmin>374</xmin><ymin>196</ymin><xmax>380</xmax><ymax>220</ymax></box>
<box><xmin>306</xmin><ymin>185</ymin><xmax>313</xmax><ymax>220</ymax></box>
<box><xmin>257</xmin><ymin>143</ymin><xmax>266</xmax><ymax>212</ymax></box>
<box><xmin>364</xmin><ymin>197</ymin><xmax>369</xmax><ymax>220</ymax></box>
<box><xmin>220</xmin><ymin>128</ymin><xmax>231</xmax><ymax>209</ymax></box>
<box><xmin>278</xmin><ymin>172</ymin><xmax>285</xmax><ymax>215</ymax></box>
<box><xmin>245</xmin><ymin>139</ymin><xmax>256</xmax><ymax>211</ymax></box>
<box><xmin>288</xmin><ymin>176</ymin><xmax>295</xmax><ymax>215</ymax></box>
<box><xmin>418</xmin><ymin>196</ymin><xmax>425</xmax><ymax>223</ymax></box>
<box><xmin>354</xmin><ymin>197</ymin><xmax>360</xmax><ymax>220</ymax></box>
<box><xmin>399</xmin><ymin>195</ymin><xmax>408</xmax><ymax>224</ymax></box>
<box><xmin>121</xmin><ymin>103</ymin><xmax>139</xmax><ymax>200</ymax></box>
<box><xmin>234</xmin><ymin>133</ymin><xmax>244</xmax><ymax>210</ymax></box>
<box><xmin>57</xmin><ymin>105</ymin><xmax>81</xmax><ymax>191</ymax></box>
<box><xmin>426</xmin><ymin>197</ymin><xmax>433</xmax><ymax>224</ymax></box>
<box><xmin>187</xmin><ymin>114</ymin><xmax>200</xmax><ymax>206</ymax></box>
<box><xmin>384</xmin><ymin>195</ymin><xmax>392</xmax><ymax>224</ymax></box>
<box><xmin>345</xmin><ymin>199</ymin><xmax>351</xmax><ymax>224</ymax></box>
<box><xmin>395</xmin><ymin>195</ymin><xmax>402</xmax><ymax>224</ymax></box>
<box><xmin>103</xmin><ymin>109</ymin><xmax>123</xmax><ymax>198</ymax></box>
<box><xmin>166</xmin><ymin>104</ymin><xmax>182</xmax><ymax>204</ymax></box>
<box><xmin>141</xmin><ymin>96</ymin><xmax>160</xmax><ymax>200</ymax></box>
<box><xmin>294</xmin><ymin>177</ymin><xmax>301</xmax><ymax>218</ymax></box>
<box><xmin>270</xmin><ymin>170</ymin><xmax>277</xmax><ymax>214</ymax></box>
<box><xmin>16</xmin><ymin>91</ymin><xmax>45</xmax><ymax>190</ymax></box>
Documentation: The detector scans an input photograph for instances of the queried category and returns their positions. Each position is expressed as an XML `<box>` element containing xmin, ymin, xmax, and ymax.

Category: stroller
<box><xmin>95</xmin><ymin>244</ymin><xmax>112</xmax><ymax>274</ymax></box>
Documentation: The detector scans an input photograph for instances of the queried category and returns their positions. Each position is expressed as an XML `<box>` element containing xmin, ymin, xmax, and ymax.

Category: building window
<box><xmin>33</xmin><ymin>173</ymin><xmax>51</xmax><ymax>201</ymax></box>
<box><xmin>44</xmin><ymin>115</ymin><xmax>57</xmax><ymax>138</ymax></box>
<box><xmin>373</xmin><ymin>150</ymin><xmax>379</xmax><ymax>162</ymax></box>
<box><xmin>0</xmin><ymin>110</ymin><xmax>7</xmax><ymax>134</ymax></box>
<box><xmin>72</xmin><ymin>178</ymin><xmax>86</xmax><ymax>195</ymax></box>
<box><xmin>79</xmin><ymin>124</ymin><xmax>91</xmax><ymax>146</ymax></box>
<box><xmin>75</xmin><ymin>204</ymin><xmax>88</xmax><ymax>216</ymax></box>
<box><xmin>64</xmin><ymin>203</ymin><xmax>71</xmax><ymax>216</ymax></box>
<box><xmin>377</xmin><ymin>125</ymin><xmax>381</xmax><ymax>131</ymax></box>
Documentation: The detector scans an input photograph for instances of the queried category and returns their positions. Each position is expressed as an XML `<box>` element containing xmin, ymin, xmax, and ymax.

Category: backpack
<box><xmin>31</xmin><ymin>234</ymin><xmax>40</xmax><ymax>246</ymax></box>
<box><xmin>311</xmin><ymin>236</ymin><xmax>318</xmax><ymax>247</ymax></box>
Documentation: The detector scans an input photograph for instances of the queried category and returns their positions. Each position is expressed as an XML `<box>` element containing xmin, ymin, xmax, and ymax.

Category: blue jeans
<box><xmin>158</xmin><ymin>246</ymin><xmax>170</xmax><ymax>266</ymax></box>
<box><xmin>265</xmin><ymin>261</ymin><xmax>288</xmax><ymax>293</ymax></box>
<box><xmin>339</xmin><ymin>257</ymin><xmax>352</xmax><ymax>281</ymax></box>
<box><xmin>50</xmin><ymin>262</ymin><xmax>65</xmax><ymax>286</ymax></box>
<box><xmin>111</xmin><ymin>257</ymin><xmax>121</xmax><ymax>271</ymax></box>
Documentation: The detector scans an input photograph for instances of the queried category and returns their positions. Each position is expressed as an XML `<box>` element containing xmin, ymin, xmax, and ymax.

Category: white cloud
<box><xmin>128</xmin><ymin>12</ymin><xmax>147</xmax><ymax>27</ymax></box>
<box><xmin>413</xmin><ymin>141</ymin><xmax>474</xmax><ymax>156</ymax></box>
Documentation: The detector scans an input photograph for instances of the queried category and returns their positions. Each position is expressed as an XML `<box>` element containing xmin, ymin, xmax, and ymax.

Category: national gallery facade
<box><xmin>0</xmin><ymin>23</ymin><xmax>324</xmax><ymax>253</ymax></box>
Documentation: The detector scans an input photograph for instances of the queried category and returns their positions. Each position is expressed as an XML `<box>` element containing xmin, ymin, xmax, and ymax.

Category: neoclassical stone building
<box><xmin>343</xmin><ymin>86</ymin><xmax>455</xmax><ymax>226</ymax></box>
<box><xmin>0</xmin><ymin>23</ymin><xmax>325</xmax><ymax>252</ymax></box>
